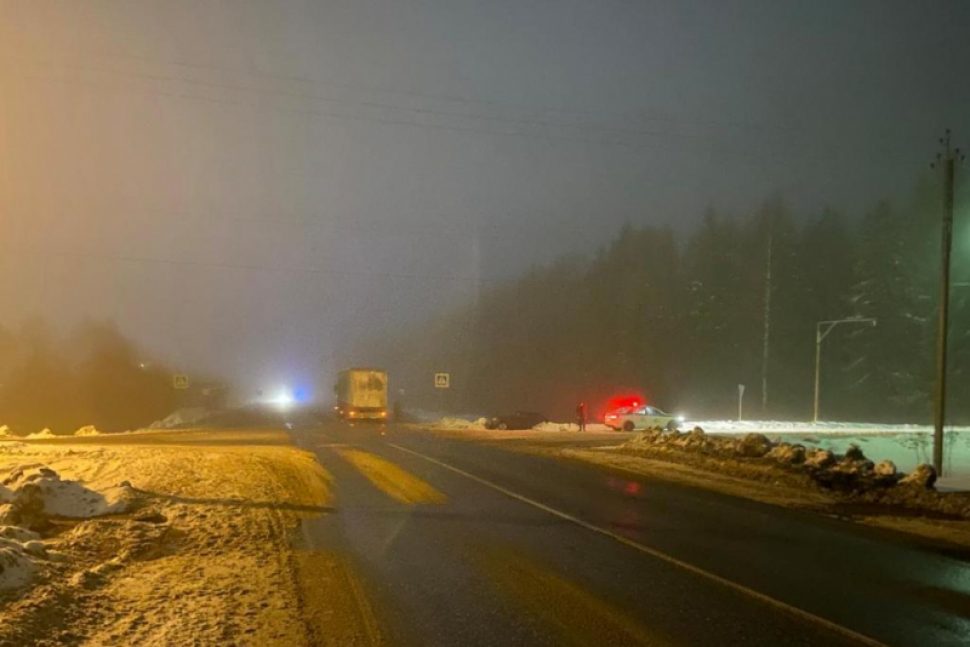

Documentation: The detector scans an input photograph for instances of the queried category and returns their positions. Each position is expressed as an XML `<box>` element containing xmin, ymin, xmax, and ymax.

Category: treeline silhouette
<box><xmin>372</xmin><ymin>176</ymin><xmax>970</xmax><ymax>423</ymax></box>
<box><xmin>0</xmin><ymin>321</ymin><xmax>179</xmax><ymax>433</ymax></box>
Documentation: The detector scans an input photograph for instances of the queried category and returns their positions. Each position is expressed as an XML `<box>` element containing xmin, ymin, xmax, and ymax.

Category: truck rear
<box><xmin>335</xmin><ymin>368</ymin><xmax>388</xmax><ymax>421</ymax></box>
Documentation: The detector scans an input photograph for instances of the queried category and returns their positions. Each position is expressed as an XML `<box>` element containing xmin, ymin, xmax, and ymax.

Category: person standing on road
<box><xmin>576</xmin><ymin>401</ymin><xmax>587</xmax><ymax>432</ymax></box>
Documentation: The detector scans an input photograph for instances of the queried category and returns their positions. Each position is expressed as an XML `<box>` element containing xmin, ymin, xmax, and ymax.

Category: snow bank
<box><xmin>0</xmin><ymin>531</ymin><xmax>41</xmax><ymax>590</ymax></box>
<box><xmin>0</xmin><ymin>465</ymin><xmax>129</xmax><ymax>590</ymax></box>
<box><xmin>430</xmin><ymin>418</ymin><xmax>611</xmax><ymax>433</ymax></box>
<box><xmin>0</xmin><ymin>425</ymin><xmax>12</xmax><ymax>438</ymax></box>
<box><xmin>432</xmin><ymin>417</ymin><xmax>488</xmax><ymax>431</ymax></box>
<box><xmin>677</xmin><ymin>421</ymin><xmax>970</xmax><ymax>480</ymax></box>
<box><xmin>1</xmin><ymin>466</ymin><xmax>137</xmax><ymax>519</ymax></box>
<box><xmin>149</xmin><ymin>407</ymin><xmax>211</xmax><ymax>429</ymax></box>
<box><xmin>532</xmin><ymin>422</ymin><xmax>611</xmax><ymax>433</ymax></box>
<box><xmin>533</xmin><ymin>422</ymin><xmax>578</xmax><ymax>432</ymax></box>
<box><xmin>26</xmin><ymin>429</ymin><xmax>55</xmax><ymax>439</ymax></box>
<box><xmin>688</xmin><ymin>420</ymin><xmax>970</xmax><ymax>435</ymax></box>
<box><xmin>74</xmin><ymin>425</ymin><xmax>101</xmax><ymax>437</ymax></box>
<box><xmin>619</xmin><ymin>427</ymin><xmax>966</xmax><ymax>511</ymax></box>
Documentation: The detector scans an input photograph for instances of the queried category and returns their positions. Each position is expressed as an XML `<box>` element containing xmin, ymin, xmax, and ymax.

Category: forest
<box><xmin>370</xmin><ymin>175</ymin><xmax>970</xmax><ymax>423</ymax></box>
<box><xmin>0</xmin><ymin>321</ymin><xmax>181</xmax><ymax>433</ymax></box>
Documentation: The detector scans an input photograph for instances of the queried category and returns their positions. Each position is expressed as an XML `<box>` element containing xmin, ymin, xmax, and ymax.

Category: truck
<box><xmin>334</xmin><ymin>368</ymin><xmax>388</xmax><ymax>421</ymax></box>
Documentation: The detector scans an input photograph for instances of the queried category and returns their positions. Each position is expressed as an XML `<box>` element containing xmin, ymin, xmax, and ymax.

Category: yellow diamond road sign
<box><xmin>173</xmin><ymin>374</ymin><xmax>190</xmax><ymax>390</ymax></box>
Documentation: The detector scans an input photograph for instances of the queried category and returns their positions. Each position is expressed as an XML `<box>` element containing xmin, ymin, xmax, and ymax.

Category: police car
<box><xmin>604</xmin><ymin>405</ymin><xmax>684</xmax><ymax>432</ymax></box>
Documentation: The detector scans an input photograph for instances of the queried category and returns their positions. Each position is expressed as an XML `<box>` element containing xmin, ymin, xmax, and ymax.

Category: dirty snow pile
<box><xmin>1</xmin><ymin>466</ymin><xmax>137</xmax><ymax>520</ymax></box>
<box><xmin>73</xmin><ymin>425</ymin><xmax>101</xmax><ymax>437</ymax></box>
<box><xmin>148</xmin><ymin>407</ymin><xmax>211</xmax><ymax>429</ymax></box>
<box><xmin>691</xmin><ymin>419</ymin><xmax>970</xmax><ymax>435</ymax></box>
<box><xmin>25</xmin><ymin>429</ymin><xmax>55</xmax><ymax>439</ymax></box>
<box><xmin>0</xmin><ymin>426</ymin><xmax>12</xmax><ymax>438</ymax></box>
<box><xmin>681</xmin><ymin>420</ymin><xmax>970</xmax><ymax>481</ymax></box>
<box><xmin>528</xmin><ymin>421</ymin><xmax>608</xmax><ymax>432</ymax></box>
<box><xmin>621</xmin><ymin>427</ymin><xmax>970</xmax><ymax>517</ymax></box>
<box><xmin>0</xmin><ymin>466</ymin><xmax>137</xmax><ymax>590</ymax></box>
<box><xmin>0</xmin><ymin>525</ymin><xmax>45</xmax><ymax>590</ymax></box>
<box><xmin>431</xmin><ymin>417</ymin><xmax>611</xmax><ymax>432</ymax></box>
<box><xmin>431</xmin><ymin>417</ymin><xmax>489</xmax><ymax>431</ymax></box>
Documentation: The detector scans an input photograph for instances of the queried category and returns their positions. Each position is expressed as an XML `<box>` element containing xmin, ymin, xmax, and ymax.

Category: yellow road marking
<box><xmin>389</xmin><ymin>443</ymin><xmax>887</xmax><ymax>647</ymax></box>
<box><xmin>336</xmin><ymin>448</ymin><xmax>447</xmax><ymax>505</ymax></box>
<box><xmin>481</xmin><ymin>546</ymin><xmax>671</xmax><ymax>646</ymax></box>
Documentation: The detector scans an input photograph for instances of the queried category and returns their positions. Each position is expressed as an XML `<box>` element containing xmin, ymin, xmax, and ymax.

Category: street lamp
<box><xmin>813</xmin><ymin>317</ymin><xmax>876</xmax><ymax>423</ymax></box>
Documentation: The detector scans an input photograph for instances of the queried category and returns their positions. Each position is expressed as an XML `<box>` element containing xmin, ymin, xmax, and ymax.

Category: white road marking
<box><xmin>388</xmin><ymin>442</ymin><xmax>887</xmax><ymax>647</ymax></box>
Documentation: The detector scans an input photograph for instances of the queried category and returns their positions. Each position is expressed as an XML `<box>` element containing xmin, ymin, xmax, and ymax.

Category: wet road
<box><xmin>292</xmin><ymin>421</ymin><xmax>970</xmax><ymax>646</ymax></box>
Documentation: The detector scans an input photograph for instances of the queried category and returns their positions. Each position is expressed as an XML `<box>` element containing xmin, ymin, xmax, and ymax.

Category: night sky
<box><xmin>1</xmin><ymin>0</ymin><xmax>968</xmax><ymax>397</ymax></box>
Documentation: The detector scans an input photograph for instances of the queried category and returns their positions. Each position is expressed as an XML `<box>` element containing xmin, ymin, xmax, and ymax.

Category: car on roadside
<box><xmin>604</xmin><ymin>405</ymin><xmax>683</xmax><ymax>432</ymax></box>
<box><xmin>484</xmin><ymin>411</ymin><xmax>547</xmax><ymax>430</ymax></box>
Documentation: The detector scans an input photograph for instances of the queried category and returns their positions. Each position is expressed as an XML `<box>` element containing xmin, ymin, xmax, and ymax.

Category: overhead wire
<box><xmin>27</xmin><ymin>46</ymin><xmax>807</xmax><ymax>135</ymax></box>
<box><xmin>8</xmin><ymin>55</ymin><xmax>778</xmax><ymax>167</ymax></box>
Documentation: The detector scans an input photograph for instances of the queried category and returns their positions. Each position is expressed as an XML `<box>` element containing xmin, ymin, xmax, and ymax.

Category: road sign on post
<box><xmin>173</xmin><ymin>374</ymin><xmax>190</xmax><ymax>390</ymax></box>
<box><xmin>434</xmin><ymin>373</ymin><xmax>450</xmax><ymax>389</ymax></box>
<box><xmin>738</xmin><ymin>384</ymin><xmax>745</xmax><ymax>421</ymax></box>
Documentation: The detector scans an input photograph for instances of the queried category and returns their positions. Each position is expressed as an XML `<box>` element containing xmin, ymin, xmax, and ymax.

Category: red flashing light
<box><xmin>605</xmin><ymin>393</ymin><xmax>646</xmax><ymax>413</ymax></box>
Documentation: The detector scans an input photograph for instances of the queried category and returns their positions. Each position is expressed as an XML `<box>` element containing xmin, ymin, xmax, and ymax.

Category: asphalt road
<box><xmin>292</xmin><ymin>420</ymin><xmax>970</xmax><ymax>647</ymax></box>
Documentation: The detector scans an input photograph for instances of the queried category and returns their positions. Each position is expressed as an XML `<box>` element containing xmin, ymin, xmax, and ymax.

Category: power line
<box><xmin>9</xmin><ymin>55</ymin><xmax>713</xmax><ymax>140</ymax></box>
<box><xmin>8</xmin><ymin>56</ymin><xmax>923</xmax><ymax>170</ymax></box>
<box><xmin>28</xmin><ymin>46</ymin><xmax>806</xmax><ymax>136</ymax></box>
<box><xmin>8</xmin><ymin>57</ymin><xmax>776</xmax><ymax>166</ymax></box>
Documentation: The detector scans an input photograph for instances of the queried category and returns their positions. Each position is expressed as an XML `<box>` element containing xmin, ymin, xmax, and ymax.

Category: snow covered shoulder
<box><xmin>0</xmin><ymin>464</ymin><xmax>137</xmax><ymax>593</ymax></box>
<box><xmin>0</xmin><ymin>429</ymin><xmax>332</xmax><ymax>645</ymax></box>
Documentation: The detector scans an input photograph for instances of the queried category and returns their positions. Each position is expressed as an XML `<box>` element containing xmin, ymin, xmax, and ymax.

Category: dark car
<box><xmin>484</xmin><ymin>411</ymin><xmax>547</xmax><ymax>430</ymax></box>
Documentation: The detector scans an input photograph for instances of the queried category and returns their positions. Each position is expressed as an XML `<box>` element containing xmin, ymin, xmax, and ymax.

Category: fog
<box><xmin>1</xmin><ymin>0</ymin><xmax>968</xmax><ymax>407</ymax></box>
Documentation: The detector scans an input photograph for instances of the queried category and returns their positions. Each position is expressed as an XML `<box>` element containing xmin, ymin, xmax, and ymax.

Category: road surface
<box><xmin>291</xmin><ymin>419</ymin><xmax>970</xmax><ymax>646</ymax></box>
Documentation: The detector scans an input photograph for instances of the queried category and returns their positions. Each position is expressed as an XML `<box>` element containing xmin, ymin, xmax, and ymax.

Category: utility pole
<box><xmin>931</xmin><ymin>130</ymin><xmax>964</xmax><ymax>476</ymax></box>
<box><xmin>814</xmin><ymin>317</ymin><xmax>876</xmax><ymax>423</ymax></box>
<box><xmin>761</xmin><ymin>231</ymin><xmax>773</xmax><ymax>414</ymax></box>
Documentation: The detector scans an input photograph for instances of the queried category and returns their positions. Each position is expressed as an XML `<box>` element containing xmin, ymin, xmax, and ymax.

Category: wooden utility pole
<box><xmin>931</xmin><ymin>129</ymin><xmax>964</xmax><ymax>476</ymax></box>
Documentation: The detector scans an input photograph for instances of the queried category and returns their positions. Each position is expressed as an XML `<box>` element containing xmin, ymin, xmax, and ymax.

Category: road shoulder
<box><xmin>419</xmin><ymin>427</ymin><xmax>970</xmax><ymax>554</ymax></box>
<box><xmin>0</xmin><ymin>430</ymin><xmax>332</xmax><ymax>646</ymax></box>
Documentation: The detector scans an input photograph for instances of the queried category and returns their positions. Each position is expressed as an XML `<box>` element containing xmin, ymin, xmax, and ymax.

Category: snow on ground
<box><xmin>427</xmin><ymin>416</ymin><xmax>489</xmax><ymax>430</ymax></box>
<box><xmin>0</xmin><ymin>430</ymin><xmax>332</xmax><ymax>645</ymax></box>
<box><xmin>689</xmin><ymin>419</ymin><xmax>970</xmax><ymax>434</ymax></box>
<box><xmin>0</xmin><ymin>526</ymin><xmax>43</xmax><ymax>591</ymax></box>
<box><xmin>73</xmin><ymin>425</ymin><xmax>101</xmax><ymax>437</ymax></box>
<box><xmin>688</xmin><ymin>420</ymin><xmax>970</xmax><ymax>480</ymax></box>
<box><xmin>148</xmin><ymin>407</ymin><xmax>212</xmax><ymax>429</ymax></box>
<box><xmin>25</xmin><ymin>429</ymin><xmax>55</xmax><ymax>439</ymax></box>
<box><xmin>426</xmin><ymin>415</ymin><xmax>970</xmax><ymax>480</ymax></box>
<box><xmin>426</xmin><ymin>416</ymin><xmax>613</xmax><ymax>433</ymax></box>
<box><xmin>0</xmin><ymin>466</ymin><xmax>136</xmax><ymax>518</ymax></box>
<box><xmin>532</xmin><ymin>422</ymin><xmax>611</xmax><ymax>433</ymax></box>
<box><xmin>0</xmin><ymin>465</ymin><xmax>132</xmax><ymax>591</ymax></box>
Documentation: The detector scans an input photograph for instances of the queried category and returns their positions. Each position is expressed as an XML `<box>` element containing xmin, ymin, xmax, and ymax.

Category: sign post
<box><xmin>738</xmin><ymin>384</ymin><xmax>745</xmax><ymax>421</ymax></box>
<box><xmin>434</xmin><ymin>373</ymin><xmax>450</xmax><ymax>414</ymax></box>
<box><xmin>173</xmin><ymin>374</ymin><xmax>190</xmax><ymax>390</ymax></box>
